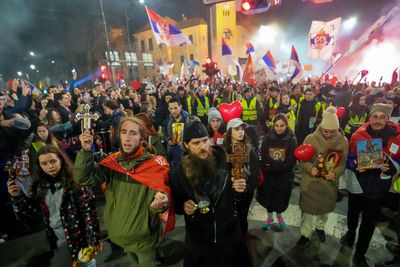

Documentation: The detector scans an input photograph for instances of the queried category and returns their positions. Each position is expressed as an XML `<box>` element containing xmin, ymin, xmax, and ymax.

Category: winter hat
<box><xmin>183</xmin><ymin>120</ymin><xmax>208</xmax><ymax>144</ymax></box>
<box><xmin>207</xmin><ymin>107</ymin><xmax>222</xmax><ymax>124</ymax></box>
<box><xmin>319</xmin><ymin>106</ymin><xmax>339</xmax><ymax>130</ymax></box>
<box><xmin>369</xmin><ymin>103</ymin><xmax>393</xmax><ymax>117</ymax></box>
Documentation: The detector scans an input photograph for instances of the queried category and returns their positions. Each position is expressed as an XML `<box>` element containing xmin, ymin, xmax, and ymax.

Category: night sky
<box><xmin>0</xmin><ymin>0</ymin><xmax>398</xmax><ymax>83</ymax></box>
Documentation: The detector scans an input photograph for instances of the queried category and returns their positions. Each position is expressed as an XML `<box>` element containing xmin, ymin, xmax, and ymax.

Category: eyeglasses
<box><xmin>370</xmin><ymin>115</ymin><xmax>388</xmax><ymax>121</ymax></box>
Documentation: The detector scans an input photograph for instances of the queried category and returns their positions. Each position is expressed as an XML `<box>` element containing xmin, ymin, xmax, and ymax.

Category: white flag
<box><xmin>307</xmin><ymin>17</ymin><xmax>341</xmax><ymax>61</ymax></box>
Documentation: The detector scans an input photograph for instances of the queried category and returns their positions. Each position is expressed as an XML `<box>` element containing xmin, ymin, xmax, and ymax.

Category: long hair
<box><xmin>32</xmin><ymin>121</ymin><xmax>58</xmax><ymax>145</ymax></box>
<box><xmin>223</xmin><ymin>126</ymin><xmax>250</xmax><ymax>153</ymax></box>
<box><xmin>269</xmin><ymin>113</ymin><xmax>291</xmax><ymax>135</ymax></box>
<box><xmin>32</xmin><ymin>145</ymin><xmax>78</xmax><ymax>196</ymax></box>
<box><xmin>118</xmin><ymin>116</ymin><xmax>156</xmax><ymax>154</ymax></box>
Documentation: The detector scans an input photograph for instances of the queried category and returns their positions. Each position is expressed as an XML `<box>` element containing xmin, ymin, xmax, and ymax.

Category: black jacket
<box><xmin>169</xmin><ymin>146</ymin><xmax>248</xmax><ymax>267</ymax></box>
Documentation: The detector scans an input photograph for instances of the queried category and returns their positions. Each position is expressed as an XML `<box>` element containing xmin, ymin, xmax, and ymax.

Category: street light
<box><xmin>51</xmin><ymin>60</ymin><xmax>55</xmax><ymax>64</ymax></box>
<box><xmin>29</xmin><ymin>51</ymin><xmax>35</xmax><ymax>56</ymax></box>
<box><xmin>17</xmin><ymin>71</ymin><xmax>22</xmax><ymax>76</ymax></box>
<box><xmin>139</xmin><ymin>0</ymin><xmax>145</xmax><ymax>3</ymax></box>
<box><xmin>30</xmin><ymin>64</ymin><xmax>36</xmax><ymax>70</ymax></box>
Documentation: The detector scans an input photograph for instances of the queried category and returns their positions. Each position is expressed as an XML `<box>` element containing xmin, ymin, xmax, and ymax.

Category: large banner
<box><xmin>307</xmin><ymin>17</ymin><xmax>341</xmax><ymax>61</ymax></box>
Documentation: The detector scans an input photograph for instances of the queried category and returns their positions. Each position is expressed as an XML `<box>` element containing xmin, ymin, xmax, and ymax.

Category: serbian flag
<box><xmin>145</xmin><ymin>6</ymin><xmax>191</xmax><ymax>47</ymax></box>
<box><xmin>290</xmin><ymin>45</ymin><xmax>303</xmax><ymax>84</ymax></box>
<box><xmin>221</xmin><ymin>38</ymin><xmax>242</xmax><ymax>77</ymax></box>
<box><xmin>261</xmin><ymin>50</ymin><xmax>276</xmax><ymax>71</ymax></box>
<box><xmin>245</xmin><ymin>42</ymin><xmax>255</xmax><ymax>55</ymax></box>
<box><xmin>242</xmin><ymin>54</ymin><xmax>256</xmax><ymax>86</ymax></box>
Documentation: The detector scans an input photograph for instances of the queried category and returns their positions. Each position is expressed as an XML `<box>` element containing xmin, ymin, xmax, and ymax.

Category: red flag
<box><xmin>99</xmin><ymin>150</ymin><xmax>175</xmax><ymax>236</ymax></box>
<box><xmin>130</xmin><ymin>80</ymin><xmax>142</xmax><ymax>91</ymax></box>
<box><xmin>391</xmin><ymin>68</ymin><xmax>398</xmax><ymax>88</ymax></box>
<box><xmin>361</xmin><ymin>69</ymin><xmax>369</xmax><ymax>78</ymax></box>
<box><xmin>242</xmin><ymin>54</ymin><xmax>256</xmax><ymax>86</ymax></box>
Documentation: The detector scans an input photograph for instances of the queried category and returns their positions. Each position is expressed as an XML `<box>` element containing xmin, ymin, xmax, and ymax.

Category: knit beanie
<box><xmin>183</xmin><ymin>120</ymin><xmax>208</xmax><ymax>144</ymax></box>
<box><xmin>207</xmin><ymin>107</ymin><xmax>222</xmax><ymax>124</ymax></box>
<box><xmin>369</xmin><ymin>103</ymin><xmax>393</xmax><ymax>117</ymax></box>
<box><xmin>319</xmin><ymin>106</ymin><xmax>339</xmax><ymax>130</ymax></box>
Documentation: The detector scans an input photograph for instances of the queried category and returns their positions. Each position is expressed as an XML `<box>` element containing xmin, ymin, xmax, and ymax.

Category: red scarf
<box><xmin>99</xmin><ymin>149</ymin><xmax>175</xmax><ymax>236</ymax></box>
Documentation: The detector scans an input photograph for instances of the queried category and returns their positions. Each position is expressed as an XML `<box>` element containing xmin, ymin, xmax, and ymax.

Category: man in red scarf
<box><xmin>74</xmin><ymin>116</ymin><xmax>174</xmax><ymax>267</ymax></box>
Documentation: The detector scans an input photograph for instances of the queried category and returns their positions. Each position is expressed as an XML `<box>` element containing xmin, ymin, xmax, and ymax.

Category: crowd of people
<box><xmin>0</xmin><ymin>72</ymin><xmax>399</xmax><ymax>267</ymax></box>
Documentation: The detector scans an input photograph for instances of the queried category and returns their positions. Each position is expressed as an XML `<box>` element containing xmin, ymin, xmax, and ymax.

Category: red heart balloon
<box><xmin>218</xmin><ymin>101</ymin><xmax>243</xmax><ymax>123</ymax></box>
<box><xmin>294</xmin><ymin>144</ymin><xmax>315</xmax><ymax>161</ymax></box>
<box><xmin>336</xmin><ymin>107</ymin><xmax>346</xmax><ymax>118</ymax></box>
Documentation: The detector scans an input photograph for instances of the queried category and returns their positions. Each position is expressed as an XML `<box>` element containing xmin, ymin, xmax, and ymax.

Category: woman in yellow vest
<box><xmin>277</xmin><ymin>93</ymin><xmax>297</xmax><ymax>133</ymax></box>
<box><xmin>342</xmin><ymin>93</ymin><xmax>369</xmax><ymax>140</ymax></box>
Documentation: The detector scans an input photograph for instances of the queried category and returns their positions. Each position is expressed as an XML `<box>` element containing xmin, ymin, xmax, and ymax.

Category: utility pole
<box><xmin>99</xmin><ymin>0</ymin><xmax>115</xmax><ymax>84</ymax></box>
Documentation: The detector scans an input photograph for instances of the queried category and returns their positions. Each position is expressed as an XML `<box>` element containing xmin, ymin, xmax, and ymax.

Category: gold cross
<box><xmin>75</xmin><ymin>104</ymin><xmax>100</xmax><ymax>132</ymax></box>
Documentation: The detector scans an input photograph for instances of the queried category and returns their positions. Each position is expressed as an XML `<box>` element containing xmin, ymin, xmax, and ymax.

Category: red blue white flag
<box><xmin>290</xmin><ymin>45</ymin><xmax>303</xmax><ymax>84</ymax></box>
<box><xmin>145</xmin><ymin>6</ymin><xmax>191</xmax><ymax>47</ymax></box>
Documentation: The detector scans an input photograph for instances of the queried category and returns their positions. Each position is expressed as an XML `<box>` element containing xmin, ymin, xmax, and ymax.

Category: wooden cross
<box><xmin>226</xmin><ymin>143</ymin><xmax>250</xmax><ymax>180</ymax></box>
<box><xmin>75</xmin><ymin>104</ymin><xmax>100</xmax><ymax>132</ymax></box>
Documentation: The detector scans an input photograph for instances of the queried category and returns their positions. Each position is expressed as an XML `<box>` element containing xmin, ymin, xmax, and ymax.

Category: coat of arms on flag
<box><xmin>307</xmin><ymin>17</ymin><xmax>341</xmax><ymax>61</ymax></box>
<box><xmin>145</xmin><ymin>6</ymin><xmax>191</xmax><ymax>47</ymax></box>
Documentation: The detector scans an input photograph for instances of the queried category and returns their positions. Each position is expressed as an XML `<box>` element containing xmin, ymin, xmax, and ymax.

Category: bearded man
<box><xmin>169</xmin><ymin>120</ymin><xmax>250</xmax><ymax>267</ymax></box>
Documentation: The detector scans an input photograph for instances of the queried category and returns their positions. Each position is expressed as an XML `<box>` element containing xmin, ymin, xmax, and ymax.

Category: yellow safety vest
<box><xmin>215</xmin><ymin>97</ymin><xmax>222</xmax><ymax>109</ymax></box>
<box><xmin>186</xmin><ymin>96</ymin><xmax>192</xmax><ymax>115</ymax></box>
<box><xmin>196</xmin><ymin>97</ymin><xmax>210</xmax><ymax>117</ymax></box>
<box><xmin>344</xmin><ymin>111</ymin><xmax>367</xmax><ymax>134</ymax></box>
<box><xmin>267</xmin><ymin>98</ymin><xmax>280</xmax><ymax>121</ymax></box>
<box><xmin>296</xmin><ymin>100</ymin><xmax>325</xmax><ymax>119</ymax></box>
<box><xmin>241</xmin><ymin>97</ymin><xmax>258</xmax><ymax>121</ymax></box>
<box><xmin>286</xmin><ymin>110</ymin><xmax>296</xmax><ymax>132</ymax></box>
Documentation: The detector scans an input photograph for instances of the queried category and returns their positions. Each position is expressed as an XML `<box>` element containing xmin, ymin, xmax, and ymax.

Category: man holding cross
<box><xmin>169</xmin><ymin>120</ymin><xmax>250</xmax><ymax>267</ymax></box>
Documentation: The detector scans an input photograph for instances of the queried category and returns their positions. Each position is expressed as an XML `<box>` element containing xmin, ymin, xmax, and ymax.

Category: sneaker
<box><xmin>352</xmin><ymin>253</ymin><xmax>368</xmax><ymax>267</ymax></box>
<box><xmin>277</xmin><ymin>214</ymin><xmax>286</xmax><ymax>231</ymax></box>
<box><xmin>262</xmin><ymin>217</ymin><xmax>273</xmax><ymax>231</ymax></box>
<box><xmin>315</xmin><ymin>229</ymin><xmax>326</xmax><ymax>243</ymax></box>
<box><xmin>296</xmin><ymin>236</ymin><xmax>310</xmax><ymax>249</ymax></box>
<box><xmin>340</xmin><ymin>231</ymin><xmax>355</xmax><ymax>247</ymax></box>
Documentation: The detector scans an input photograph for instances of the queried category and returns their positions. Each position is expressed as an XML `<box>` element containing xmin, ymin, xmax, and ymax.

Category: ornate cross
<box><xmin>226</xmin><ymin>143</ymin><xmax>250</xmax><ymax>180</ymax></box>
<box><xmin>75</xmin><ymin>104</ymin><xmax>100</xmax><ymax>132</ymax></box>
<box><xmin>5</xmin><ymin>161</ymin><xmax>16</xmax><ymax>181</ymax></box>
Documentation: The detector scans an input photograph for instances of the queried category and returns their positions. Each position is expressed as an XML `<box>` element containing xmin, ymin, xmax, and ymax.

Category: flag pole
<box><xmin>318</xmin><ymin>53</ymin><xmax>344</xmax><ymax>81</ymax></box>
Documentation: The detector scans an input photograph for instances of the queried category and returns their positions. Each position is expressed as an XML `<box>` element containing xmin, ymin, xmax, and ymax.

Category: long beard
<box><xmin>182</xmin><ymin>151</ymin><xmax>216</xmax><ymax>189</ymax></box>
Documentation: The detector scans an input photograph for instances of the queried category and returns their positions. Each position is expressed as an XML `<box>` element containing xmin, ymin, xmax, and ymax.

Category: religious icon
<box><xmin>357</xmin><ymin>139</ymin><xmax>383</xmax><ymax>169</ymax></box>
<box><xmin>315</xmin><ymin>149</ymin><xmax>342</xmax><ymax>178</ymax></box>
<box><xmin>171</xmin><ymin>122</ymin><xmax>184</xmax><ymax>145</ymax></box>
<box><xmin>268</xmin><ymin>147</ymin><xmax>286</xmax><ymax>162</ymax></box>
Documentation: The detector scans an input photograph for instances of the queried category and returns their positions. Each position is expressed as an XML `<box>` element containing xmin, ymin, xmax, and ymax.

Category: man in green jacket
<box><xmin>74</xmin><ymin>116</ymin><xmax>173</xmax><ymax>267</ymax></box>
